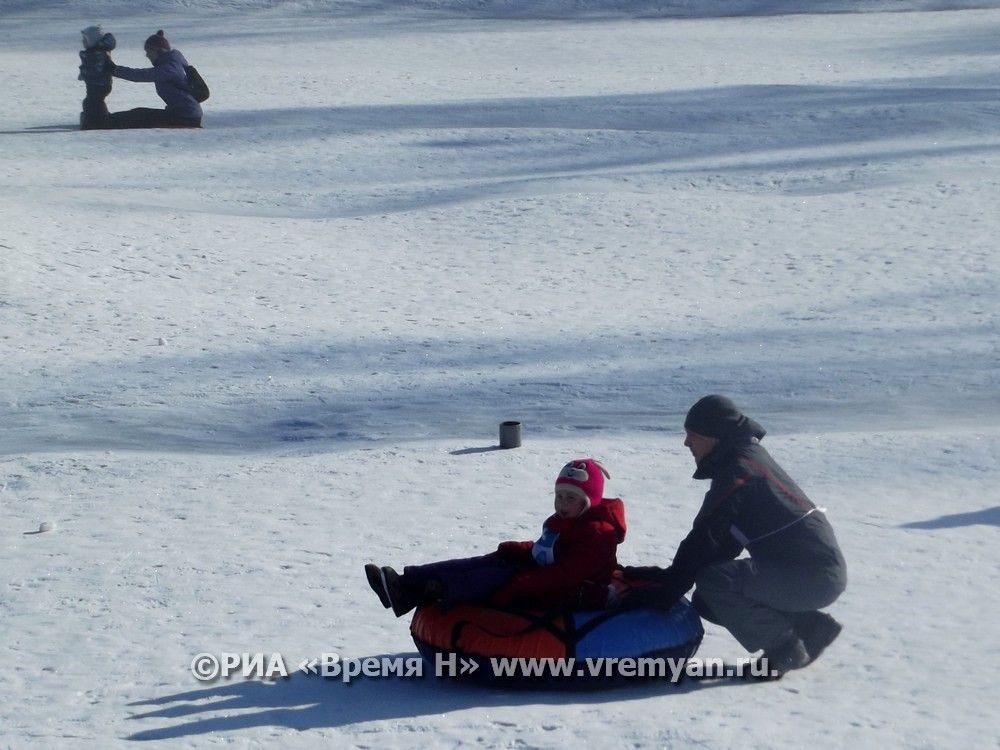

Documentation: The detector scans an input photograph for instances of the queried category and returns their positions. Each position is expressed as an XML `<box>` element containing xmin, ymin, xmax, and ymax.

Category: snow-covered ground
<box><xmin>2</xmin><ymin>1</ymin><xmax>998</xmax><ymax>747</ymax></box>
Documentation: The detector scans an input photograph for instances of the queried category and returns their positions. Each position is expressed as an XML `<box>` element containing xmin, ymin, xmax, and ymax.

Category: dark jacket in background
<box><xmin>113</xmin><ymin>49</ymin><xmax>202</xmax><ymax>120</ymax></box>
<box><xmin>79</xmin><ymin>33</ymin><xmax>116</xmax><ymax>86</ymax></box>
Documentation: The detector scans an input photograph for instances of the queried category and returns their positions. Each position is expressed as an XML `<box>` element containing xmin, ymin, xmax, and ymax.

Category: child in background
<box><xmin>78</xmin><ymin>25</ymin><xmax>116</xmax><ymax>129</ymax></box>
<box><xmin>365</xmin><ymin>458</ymin><xmax>627</xmax><ymax>616</ymax></box>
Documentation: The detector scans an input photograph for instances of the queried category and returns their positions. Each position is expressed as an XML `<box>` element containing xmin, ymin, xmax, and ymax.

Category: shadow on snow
<box><xmin>2</xmin><ymin>288</ymin><xmax>996</xmax><ymax>456</ymax></box>
<box><xmin>123</xmin><ymin>654</ymin><xmax>750</xmax><ymax>741</ymax></box>
<box><xmin>154</xmin><ymin>82</ymin><xmax>1000</xmax><ymax>218</ymax></box>
<box><xmin>899</xmin><ymin>506</ymin><xmax>1000</xmax><ymax>529</ymax></box>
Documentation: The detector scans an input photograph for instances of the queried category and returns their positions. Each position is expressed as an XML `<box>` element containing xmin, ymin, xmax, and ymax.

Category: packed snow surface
<box><xmin>2</xmin><ymin>1</ymin><xmax>998</xmax><ymax>747</ymax></box>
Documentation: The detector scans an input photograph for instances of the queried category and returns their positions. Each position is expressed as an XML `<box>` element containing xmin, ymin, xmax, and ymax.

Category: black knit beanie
<box><xmin>684</xmin><ymin>395</ymin><xmax>746</xmax><ymax>439</ymax></box>
<box><xmin>144</xmin><ymin>30</ymin><xmax>171</xmax><ymax>52</ymax></box>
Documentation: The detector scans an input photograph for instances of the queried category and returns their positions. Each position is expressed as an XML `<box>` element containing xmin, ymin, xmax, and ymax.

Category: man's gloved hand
<box><xmin>622</xmin><ymin>565</ymin><xmax>671</xmax><ymax>582</ymax></box>
<box><xmin>617</xmin><ymin>584</ymin><xmax>681</xmax><ymax>611</ymax></box>
<box><xmin>617</xmin><ymin>564</ymin><xmax>692</xmax><ymax>611</ymax></box>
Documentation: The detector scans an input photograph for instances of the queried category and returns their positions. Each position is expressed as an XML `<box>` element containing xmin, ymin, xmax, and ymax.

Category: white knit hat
<box><xmin>81</xmin><ymin>26</ymin><xmax>104</xmax><ymax>49</ymax></box>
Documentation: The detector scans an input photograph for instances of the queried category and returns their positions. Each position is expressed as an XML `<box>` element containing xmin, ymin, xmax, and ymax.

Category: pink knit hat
<box><xmin>554</xmin><ymin>458</ymin><xmax>610</xmax><ymax>510</ymax></box>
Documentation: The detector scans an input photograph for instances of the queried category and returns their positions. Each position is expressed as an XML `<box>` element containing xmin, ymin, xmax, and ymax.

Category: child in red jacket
<box><xmin>365</xmin><ymin>458</ymin><xmax>627</xmax><ymax>616</ymax></box>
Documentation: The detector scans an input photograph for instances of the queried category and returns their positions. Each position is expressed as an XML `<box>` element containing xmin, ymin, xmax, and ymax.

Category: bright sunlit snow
<box><xmin>2</xmin><ymin>1</ymin><xmax>998</xmax><ymax>747</ymax></box>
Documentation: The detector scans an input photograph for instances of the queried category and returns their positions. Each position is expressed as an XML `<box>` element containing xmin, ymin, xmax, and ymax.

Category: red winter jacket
<box><xmin>491</xmin><ymin>498</ymin><xmax>627</xmax><ymax>610</ymax></box>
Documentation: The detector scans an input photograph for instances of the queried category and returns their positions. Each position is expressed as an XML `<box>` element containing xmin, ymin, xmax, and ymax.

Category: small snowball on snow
<box><xmin>39</xmin><ymin>521</ymin><xmax>55</xmax><ymax>533</ymax></box>
<box><xmin>157</xmin><ymin>337</ymin><xmax>167</xmax><ymax>346</ymax></box>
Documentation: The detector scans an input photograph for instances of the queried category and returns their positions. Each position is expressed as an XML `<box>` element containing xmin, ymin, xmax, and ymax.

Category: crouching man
<box><xmin>623</xmin><ymin>395</ymin><xmax>847</xmax><ymax>676</ymax></box>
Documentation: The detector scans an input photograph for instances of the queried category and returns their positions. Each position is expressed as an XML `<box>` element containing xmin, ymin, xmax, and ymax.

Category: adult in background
<box><xmin>106</xmin><ymin>30</ymin><xmax>201</xmax><ymax>129</ymax></box>
<box><xmin>622</xmin><ymin>395</ymin><xmax>847</xmax><ymax>676</ymax></box>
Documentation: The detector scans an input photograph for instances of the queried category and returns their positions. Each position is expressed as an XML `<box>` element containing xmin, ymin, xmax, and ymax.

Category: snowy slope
<box><xmin>2</xmin><ymin>1</ymin><xmax>999</xmax><ymax>748</ymax></box>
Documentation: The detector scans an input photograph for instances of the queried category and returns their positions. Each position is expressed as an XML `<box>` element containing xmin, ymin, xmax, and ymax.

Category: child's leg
<box><xmin>81</xmin><ymin>83</ymin><xmax>111</xmax><ymax>129</ymax></box>
<box><xmin>404</xmin><ymin>552</ymin><xmax>516</xmax><ymax>607</ymax></box>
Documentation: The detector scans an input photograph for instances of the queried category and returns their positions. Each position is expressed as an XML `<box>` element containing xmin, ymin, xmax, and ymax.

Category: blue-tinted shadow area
<box><xmin>124</xmin><ymin>651</ymin><xmax>749</xmax><ymax>741</ymax></box>
<box><xmin>900</xmin><ymin>506</ymin><xmax>1000</xmax><ymax>530</ymax></box>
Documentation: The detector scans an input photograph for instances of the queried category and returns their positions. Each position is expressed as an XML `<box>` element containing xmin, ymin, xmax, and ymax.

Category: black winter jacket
<box><xmin>79</xmin><ymin>33</ymin><xmax>116</xmax><ymax>87</ymax></box>
<box><xmin>635</xmin><ymin>419</ymin><xmax>846</xmax><ymax>607</ymax></box>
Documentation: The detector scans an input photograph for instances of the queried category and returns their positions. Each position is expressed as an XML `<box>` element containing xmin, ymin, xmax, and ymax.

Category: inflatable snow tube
<box><xmin>411</xmin><ymin>596</ymin><xmax>703</xmax><ymax>688</ymax></box>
